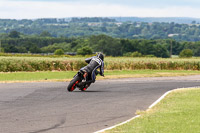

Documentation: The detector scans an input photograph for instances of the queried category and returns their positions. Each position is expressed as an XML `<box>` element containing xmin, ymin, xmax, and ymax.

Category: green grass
<box><xmin>0</xmin><ymin>71</ymin><xmax>76</xmax><ymax>82</ymax></box>
<box><xmin>0</xmin><ymin>70</ymin><xmax>200</xmax><ymax>82</ymax></box>
<box><xmin>105</xmin><ymin>88</ymin><xmax>200</xmax><ymax>133</ymax></box>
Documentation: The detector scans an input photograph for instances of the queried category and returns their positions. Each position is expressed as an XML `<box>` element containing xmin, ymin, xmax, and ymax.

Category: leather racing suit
<box><xmin>80</xmin><ymin>56</ymin><xmax>104</xmax><ymax>83</ymax></box>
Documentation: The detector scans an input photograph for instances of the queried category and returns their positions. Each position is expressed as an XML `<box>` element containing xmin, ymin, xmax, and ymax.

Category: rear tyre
<box><xmin>80</xmin><ymin>83</ymin><xmax>91</xmax><ymax>91</ymax></box>
<box><xmin>67</xmin><ymin>76</ymin><xmax>81</xmax><ymax>92</ymax></box>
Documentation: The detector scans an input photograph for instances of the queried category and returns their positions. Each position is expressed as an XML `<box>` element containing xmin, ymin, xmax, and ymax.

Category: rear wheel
<box><xmin>67</xmin><ymin>76</ymin><xmax>81</xmax><ymax>92</ymax></box>
<box><xmin>80</xmin><ymin>87</ymin><xmax>87</xmax><ymax>91</ymax></box>
<box><xmin>80</xmin><ymin>83</ymin><xmax>91</xmax><ymax>91</ymax></box>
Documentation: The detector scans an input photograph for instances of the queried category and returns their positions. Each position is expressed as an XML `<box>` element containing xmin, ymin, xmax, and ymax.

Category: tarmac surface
<box><xmin>0</xmin><ymin>75</ymin><xmax>200</xmax><ymax>133</ymax></box>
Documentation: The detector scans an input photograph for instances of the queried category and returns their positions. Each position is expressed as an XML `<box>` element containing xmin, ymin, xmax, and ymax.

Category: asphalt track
<box><xmin>0</xmin><ymin>75</ymin><xmax>200</xmax><ymax>133</ymax></box>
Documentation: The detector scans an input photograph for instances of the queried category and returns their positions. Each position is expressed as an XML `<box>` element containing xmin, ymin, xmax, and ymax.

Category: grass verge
<box><xmin>104</xmin><ymin>87</ymin><xmax>200</xmax><ymax>133</ymax></box>
<box><xmin>0</xmin><ymin>70</ymin><xmax>200</xmax><ymax>83</ymax></box>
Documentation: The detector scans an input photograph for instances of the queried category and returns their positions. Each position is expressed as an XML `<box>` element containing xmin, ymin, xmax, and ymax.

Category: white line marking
<box><xmin>94</xmin><ymin>115</ymin><xmax>140</xmax><ymax>133</ymax></box>
<box><xmin>94</xmin><ymin>86</ymin><xmax>200</xmax><ymax>133</ymax></box>
<box><xmin>148</xmin><ymin>91</ymin><xmax>171</xmax><ymax>109</ymax></box>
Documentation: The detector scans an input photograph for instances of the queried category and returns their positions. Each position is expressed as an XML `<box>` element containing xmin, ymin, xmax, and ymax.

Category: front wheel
<box><xmin>67</xmin><ymin>76</ymin><xmax>81</xmax><ymax>92</ymax></box>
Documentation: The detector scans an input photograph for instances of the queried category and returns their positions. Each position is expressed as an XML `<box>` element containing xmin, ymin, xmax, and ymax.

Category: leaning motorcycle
<box><xmin>67</xmin><ymin>70</ymin><xmax>99</xmax><ymax>92</ymax></box>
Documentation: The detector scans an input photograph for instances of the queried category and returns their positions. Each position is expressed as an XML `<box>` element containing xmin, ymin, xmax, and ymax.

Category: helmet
<box><xmin>97</xmin><ymin>53</ymin><xmax>104</xmax><ymax>61</ymax></box>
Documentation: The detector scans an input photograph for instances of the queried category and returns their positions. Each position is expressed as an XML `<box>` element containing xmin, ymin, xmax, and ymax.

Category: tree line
<box><xmin>1</xmin><ymin>18</ymin><xmax>200</xmax><ymax>41</ymax></box>
<box><xmin>1</xmin><ymin>31</ymin><xmax>200</xmax><ymax>58</ymax></box>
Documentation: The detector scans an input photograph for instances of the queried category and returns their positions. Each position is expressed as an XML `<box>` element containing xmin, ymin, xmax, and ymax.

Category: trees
<box><xmin>194</xmin><ymin>47</ymin><xmax>200</xmax><ymax>56</ymax></box>
<box><xmin>153</xmin><ymin>44</ymin><xmax>170</xmax><ymax>58</ymax></box>
<box><xmin>4</xmin><ymin>45</ymin><xmax>18</xmax><ymax>53</ymax></box>
<box><xmin>179</xmin><ymin>49</ymin><xmax>193</xmax><ymax>58</ymax></box>
<box><xmin>40</xmin><ymin>31</ymin><xmax>52</xmax><ymax>37</ymax></box>
<box><xmin>3</xmin><ymin>18</ymin><xmax>200</xmax><ymax>41</ymax></box>
<box><xmin>1</xmin><ymin>32</ymin><xmax>200</xmax><ymax>57</ymax></box>
<box><xmin>9</xmin><ymin>31</ymin><xmax>20</xmax><ymax>38</ymax></box>
<box><xmin>120</xmin><ymin>39</ymin><xmax>139</xmax><ymax>54</ymax></box>
<box><xmin>54</xmin><ymin>49</ymin><xmax>64</xmax><ymax>55</ymax></box>
<box><xmin>77</xmin><ymin>46</ymin><xmax>93</xmax><ymax>55</ymax></box>
<box><xmin>41</xmin><ymin>42</ymin><xmax>70</xmax><ymax>53</ymax></box>
<box><xmin>29</xmin><ymin>45</ymin><xmax>41</xmax><ymax>53</ymax></box>
<box><xmin>123</xmin><ymin>51</ymin><xmax>143</xmax><ymax>57</ymax></box>
<box><xmin>89</xmin><ymin>34</ymin><xmax>121</xmax><ymax>56</ymax></box>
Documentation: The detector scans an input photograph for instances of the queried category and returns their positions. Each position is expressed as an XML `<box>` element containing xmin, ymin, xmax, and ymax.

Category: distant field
<box><xmin>0</xmin><ymin>56</ymin><xmax>200</xmax><ymax>72</ymax></box>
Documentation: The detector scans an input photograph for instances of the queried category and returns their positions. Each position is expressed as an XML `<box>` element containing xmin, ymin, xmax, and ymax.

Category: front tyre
<box><xmin>67</xmin><ymin>76</ymin><xmax>81</xmax><ymax>92</ymax></box>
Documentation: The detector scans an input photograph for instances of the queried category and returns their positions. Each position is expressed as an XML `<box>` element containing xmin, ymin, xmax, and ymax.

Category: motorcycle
<box><xmin>67</xmin><ymin>69</ymin><xmax>101</xmax><ymax>92</ymax></box>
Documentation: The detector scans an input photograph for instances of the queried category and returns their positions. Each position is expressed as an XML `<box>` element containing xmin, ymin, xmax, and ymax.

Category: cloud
<box><xmin>0</xmin><ymin>0</ymin><xmax>200</xmax><ymax>19</ymax></box>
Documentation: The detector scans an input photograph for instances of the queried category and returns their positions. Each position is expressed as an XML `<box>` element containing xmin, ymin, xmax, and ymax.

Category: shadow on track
<box><xmin>72</xmin><ymin>90</ymin><xmax>107</xmax><ymax>93</ymax></box>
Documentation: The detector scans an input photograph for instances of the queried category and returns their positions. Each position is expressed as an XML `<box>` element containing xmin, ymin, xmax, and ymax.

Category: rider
<box><xmin>80</xmin><ymin>53</ymin><xmax>104</xmax><ymax>85</ymax></box>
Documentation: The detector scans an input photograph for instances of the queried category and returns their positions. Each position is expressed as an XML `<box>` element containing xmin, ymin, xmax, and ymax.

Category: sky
<box><xmin>0</xmin><ymin>0</ymin><xmax>200</xmax><ymax>19</ymax></box>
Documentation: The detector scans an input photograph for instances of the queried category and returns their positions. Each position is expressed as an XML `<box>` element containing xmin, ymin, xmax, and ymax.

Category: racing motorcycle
<box><xmin>67</xmin><ymin>69</ymin><xmax>100</xmax><ymax>92</ymax></box>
